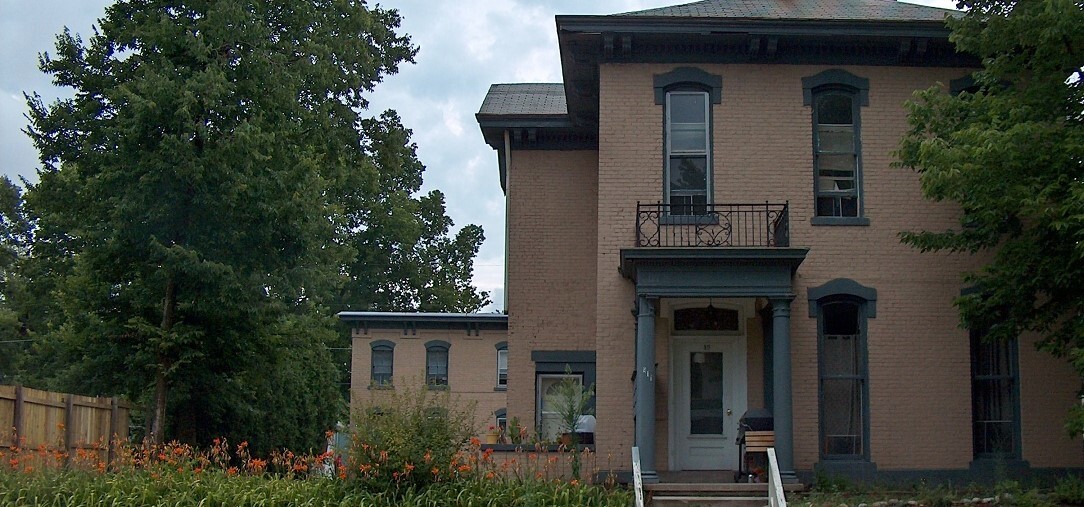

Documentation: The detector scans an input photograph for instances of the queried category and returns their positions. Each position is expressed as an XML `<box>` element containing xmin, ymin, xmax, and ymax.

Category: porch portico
<box><xmin>620</xmin><ymin>247</ymin><xmax>807</xmax><ymax>483</ymax></box>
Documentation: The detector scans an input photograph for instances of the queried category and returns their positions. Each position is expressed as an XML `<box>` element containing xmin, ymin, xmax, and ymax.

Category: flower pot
<box><xmin>485</xmin><ymin>433</ymin><xmax>500</xmax><ymax>445</ymax></box>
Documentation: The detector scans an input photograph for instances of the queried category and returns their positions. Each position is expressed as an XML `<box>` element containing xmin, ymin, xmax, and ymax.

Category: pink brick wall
<box><xmin>1019</xmin><ymin>333</ymin><xmax>1084</xmax><ymax>467</ymax></box>
<box><xmin>505</xmin><ymin>150</ymin><xmax>599</xmax><ymax>435</ymax></box>
<box><xmin>583</xmin><ymin>62</ymin><xmax>1083</xmax><ymax>472</ymax></box>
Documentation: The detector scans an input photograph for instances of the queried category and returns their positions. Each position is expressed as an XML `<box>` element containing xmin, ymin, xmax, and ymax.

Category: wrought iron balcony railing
<box><xmin>636</xmin><ymin>202</ymin><xmax>790</xmax><ymax>248</ymax></box>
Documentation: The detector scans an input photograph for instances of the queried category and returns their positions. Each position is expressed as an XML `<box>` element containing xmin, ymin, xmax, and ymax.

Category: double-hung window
<box><xmin>818</xmin><ymin>299</ymin><xmax>867</xmax><ymax>458</ymax></box>
<box><xmin>970</xmin><ymin>329</ymin><xmax>1020</xmax><ymax>459</ymax></box>
<box><xmin>370</xmin><ymin>341</ymin><xmax>395</xmax><ymax>386</ymax></box>
<box><xmin>496</xmin><ymin>346</ymin><xmax>508</xmax><ymax>387</ymax></box>
<box><xmin>425</xmin><ymin>340</ymin><xmax>449</xmax><ymax>387</ymax></box>
<box><xmin>665</xmin><ymin>91</ymin><xmax>710</xmax><ymax>216</ymax></box>
<box><xmin>813</xmin><ymin>91</ymin><xmax>860</xmax><ymax>218</ymax></box>
<box><xmin>808</xmin><ymin>277</ymin><xmax>876</xmax><ymax>465</ymax></box>
<box><xmin>803</xmin><ymin>69</ymin><xmax>870</xmax><ymax>225</ymax></box>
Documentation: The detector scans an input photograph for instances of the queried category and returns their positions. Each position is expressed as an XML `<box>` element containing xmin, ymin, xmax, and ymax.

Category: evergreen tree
<box><xmin>20</xmin><ymin>0</ymin><xmax>484</xmax><ymax>447</ymax></box>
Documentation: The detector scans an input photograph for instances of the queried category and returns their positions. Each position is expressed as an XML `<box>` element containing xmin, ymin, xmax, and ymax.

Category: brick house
<box><xmin>342</xmin><ymin>0</ymin><xmax>1084</xmax><ymax>483</ymax></box>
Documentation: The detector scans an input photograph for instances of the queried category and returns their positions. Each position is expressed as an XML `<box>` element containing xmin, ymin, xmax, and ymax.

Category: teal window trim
<box><xmin>531</xmin><ymin>351</ymin><xmax>597</xmax><ymax>391</ymax></box>
<box><xmin>496</xmin><ymin>341</ymin><xmax>508</xmax><ymax>390</ymax></box>
<box><xmin>425</xmin><ymin>340</ymin><xmax>450</xmax><ymax>389</ymax></box>
<box><xmin>370</xmin><ymin>340</ymin><xmax>395</xmax><ymax>387</ymax></box>
<box><xmin>803</xmin><ymin>69</ymin><xmax>869</xmax><ymax>224</ymax></box>
<box><xmin>809</xmin><ymin>278</ymin><xmax>876</xmax><ymax>462</ymax></box>
<box><xmin>654</xmin><ymin>68</ymin><xmax>722</xmax><ymax>214</ymax></box>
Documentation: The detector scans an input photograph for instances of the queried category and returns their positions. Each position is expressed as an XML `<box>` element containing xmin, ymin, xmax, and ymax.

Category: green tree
<box><xmin>0</xmin><ymin>177</ymin><xmax>32</xmax><ymax>384</ymax></box>
<box><xmin>23</xmin><ymin>0</ymin><xmax>417</xmax><ymax>445</ymax></box>
<box><xmin>897</xmin><ymin>1</ymin><xmax>1084</xmax><ymax>429</ymax></box>
<box><xmin>333</xmin><ymin>111</ymin><xmax>489</xmax><ymax>314</ymax></box>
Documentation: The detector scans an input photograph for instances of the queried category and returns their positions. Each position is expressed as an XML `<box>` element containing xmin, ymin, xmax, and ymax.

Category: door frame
<box><xmin>668</xmin><ymin>333</ymin><xmax>747</xmax><ymax>471</ymax></box>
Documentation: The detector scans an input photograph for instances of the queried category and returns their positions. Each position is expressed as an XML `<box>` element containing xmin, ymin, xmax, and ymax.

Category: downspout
<box><xmin>503</xmin><ymin>129</ymin><xmax>511</xmax><ymax>312</ymax></box>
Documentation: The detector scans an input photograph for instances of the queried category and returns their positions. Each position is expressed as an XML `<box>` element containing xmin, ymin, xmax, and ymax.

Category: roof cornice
<box><xmin>556</xmin><ymin>15</ymin><xmax>952</xmax><ymax>38</ymax></box>
<box><xmin>555</xmin><ymin>14</ymin><xmax>977</xmax><ymax>132</ymax></box>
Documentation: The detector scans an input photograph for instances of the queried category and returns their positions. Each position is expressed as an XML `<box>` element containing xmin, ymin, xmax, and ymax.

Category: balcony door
<box><xmin>671</xmin><ymin>335</ymin><xmax>746</xmax><ymax>470</ymax></box>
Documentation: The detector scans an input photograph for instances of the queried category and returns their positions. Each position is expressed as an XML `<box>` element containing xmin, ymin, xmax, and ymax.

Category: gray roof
<box><xmin>337</xmin><ymin>311</ymin><xmax>507</xmax><ymax>323</ymax></box>
<box><xmin>617</xmin><ymin>0</ymin><xmax>956</xmax><ymax>21</ymax></box>
<box><xmin>337</xmin><ymin>311</ymin><xmax>508</xmax><ymax>330</ymax></box>
<box><xmin>478</xmin><ymin>83</ymin><xmax>566</xmax><ymax>117</ymax></box>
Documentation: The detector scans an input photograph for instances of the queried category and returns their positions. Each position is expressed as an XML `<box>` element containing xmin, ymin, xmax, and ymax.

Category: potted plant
<box><xmin>484</xmin><ymin>425</ymin><xmax>501</xmax><ymax>445</ymax></box>
<box><xmin>507</xmin><ymin>416</ymin><xmax>525</xmax><ymax>445</ymax></box>
<box><xmin>550</xmin><ymin>366</ymin><xmax>595</xmax><ymax>479</ymax></box>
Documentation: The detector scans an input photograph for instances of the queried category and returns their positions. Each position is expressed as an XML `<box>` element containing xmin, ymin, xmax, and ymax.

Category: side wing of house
<box><xmin>341</xmin><ymin>312</ymin><xmax>509</xmax><ymax>438</ymax></box>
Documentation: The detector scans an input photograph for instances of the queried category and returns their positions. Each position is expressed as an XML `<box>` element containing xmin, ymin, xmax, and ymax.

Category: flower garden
<box><xmin>1</xmin><ymin>385</ymin><xmax>631</xmax><ymax>506</ymax></box>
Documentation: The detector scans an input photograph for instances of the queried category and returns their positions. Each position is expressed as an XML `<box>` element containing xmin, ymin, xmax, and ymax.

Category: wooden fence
<box><xmin>0</xmin><ymin>385</ymin><xmax>130</xmax><ymax>465</ymax></box>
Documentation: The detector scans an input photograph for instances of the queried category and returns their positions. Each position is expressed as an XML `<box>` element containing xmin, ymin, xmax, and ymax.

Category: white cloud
<box><xmin>440</xmin><ymin>100</ymin><xmax>465</xmax><ymax>138</ymax></box>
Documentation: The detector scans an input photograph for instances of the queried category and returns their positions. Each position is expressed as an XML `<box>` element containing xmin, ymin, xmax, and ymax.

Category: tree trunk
<box><xmin>148</xmin><ymin>277</ymin><xmax>177</xmax><ymax>445</ymax></box>
<box><xmin>149</xmin><ymin>368</ymin><xmax>167</xmax><ymax>445</ymax></box>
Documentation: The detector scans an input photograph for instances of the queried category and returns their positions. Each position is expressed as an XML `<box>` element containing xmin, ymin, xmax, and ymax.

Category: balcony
<box><xmin>635</xmin><ymin>202</ymin><xmax>790</xmax><ymax>248</ymax></box>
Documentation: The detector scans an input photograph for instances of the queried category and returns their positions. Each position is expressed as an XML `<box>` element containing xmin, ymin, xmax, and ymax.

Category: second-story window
<box><xmin>425</xmin><ymin>340</ymin><xmax>449</xmax><ymax>388</ymax></box>
<box><xmin>803</xmin><ymin>69</ymin><xmax>869</xmax><ymax>225</ymax></box>
<box><xmin>666</xmin><ymin>91</ymin><xmax>710</xmax><ymax>215</ymax></box>
<box><xmin>813</xmin><ymin>90</ymin><xmax>860</xmax><ymax>218</ymax></box>
<box><xmin>497</xmin><ymin>347</ymin><xmax>508</xmax><ymax>387</ymax></box>
<box><xmin>370</xmin><ymin>340</ymin><xmax>395</xmax><ymax>386</ymax></box>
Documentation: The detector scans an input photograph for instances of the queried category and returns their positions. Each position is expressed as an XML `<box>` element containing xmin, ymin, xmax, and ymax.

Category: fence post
<box><xmin>12</xmin><ymin>385</ymin><xmax>24</xmax><ymax>448</ymax></box>
<box><xmin>108</xmin><ymin>396</ymin><xmax>120</xmax><ymax>466</ymax></box>
<box><xmin>64</xmin><ymin>394</ymin><xmax>75</xmax><ymax>466</ymax></box>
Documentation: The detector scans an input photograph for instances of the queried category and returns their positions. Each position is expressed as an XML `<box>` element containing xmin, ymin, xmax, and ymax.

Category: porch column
<box><xmin>770</xmin><ymin>297</ymin><xmax>797</xmax><ymax>482</ymax></box>
<box><xmin>635</xmin><ymin>295</ymin><xmax>658</xmax><ymax>483</ymax></box>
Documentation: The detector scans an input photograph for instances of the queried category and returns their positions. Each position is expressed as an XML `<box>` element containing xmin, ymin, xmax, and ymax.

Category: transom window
<box><xmin>666</xmin><ymin>91</ymin><xmax>710</xmax><ymax>215</ymax></box>
<box><xmin>673</xmin><ymin>306</ymin><xmax>739</xmax><ymax>333</ymax></box>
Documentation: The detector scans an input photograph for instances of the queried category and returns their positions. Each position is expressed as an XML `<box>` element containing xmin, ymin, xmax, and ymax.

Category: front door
<box><xmin>671</xmin><ymin>336</ymin><xmax>747</xmax><ymax>470</ymax></box>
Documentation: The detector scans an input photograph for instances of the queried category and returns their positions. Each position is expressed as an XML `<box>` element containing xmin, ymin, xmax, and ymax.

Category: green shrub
<box><xmin>0</xmin><ymin>467</ymin><xmax>630</xmax><ymax>506</ymax></box>
<box><xmin>349</xmin><ymin>380</ymin><xmax>477</xmax><ymax>491</ymax></box>
<box><xmin>811</xmin><ymin>467</ymin><xmax>855</xmax><ymax>494</ymax></box>
<box><xmin>1054</xmin><ymin>475</ymin><xmax>1084</xmax><ymax>505</ymax></box>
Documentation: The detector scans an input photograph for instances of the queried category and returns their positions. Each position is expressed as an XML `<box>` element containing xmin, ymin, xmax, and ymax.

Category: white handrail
<box><xmin>767</xmin><ymin>447</ymin><xmax>787</xmax><ymax>507</ymax></box>
<box><xmin>632</xmin><ymin>446</ymin><xmax>645</xmax><ymax>507</ymax></box>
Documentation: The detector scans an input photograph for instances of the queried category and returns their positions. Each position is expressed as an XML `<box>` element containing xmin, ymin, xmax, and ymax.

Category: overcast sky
<box><xmin>0</xmin><ymin>0</ymin><xmax>956</xmax><ymax>312</ymax></box>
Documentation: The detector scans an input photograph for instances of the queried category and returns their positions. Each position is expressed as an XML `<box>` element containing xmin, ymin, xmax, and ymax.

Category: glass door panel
<box><xmin>689</xmin><ymin>352</ymin><xmax>724</xmax><ymax>435</ymax></box>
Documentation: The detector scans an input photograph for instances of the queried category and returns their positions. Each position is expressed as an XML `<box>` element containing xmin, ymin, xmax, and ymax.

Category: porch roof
<box><xmin>620</xmin><ymin>247</ymin><xmax>809</xmax><ymax>298</ymax></box>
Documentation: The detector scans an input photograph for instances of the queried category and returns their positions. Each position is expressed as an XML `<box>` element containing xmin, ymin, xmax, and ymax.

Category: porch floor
<box><xmin>657</xmin><ymin>470</ymin><xmax>738</xmax><ymax>483</ymax></box>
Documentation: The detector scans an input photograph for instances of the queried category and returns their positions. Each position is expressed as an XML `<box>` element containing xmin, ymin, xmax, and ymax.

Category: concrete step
<box><xmin>644</xmin><ymin>483</ymin><xmax>805</xmax><ymax>495</ymax></box>
<box><xmin>646</xmin><ymin>483</ymin><xmax>804</xmax><ymax>507</ymax></box>
<box><xmin>651</xmin><ymin>495</ymin><xmax>768</xmax><ymax>507</ymax></box>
